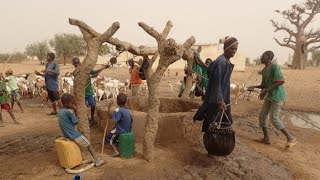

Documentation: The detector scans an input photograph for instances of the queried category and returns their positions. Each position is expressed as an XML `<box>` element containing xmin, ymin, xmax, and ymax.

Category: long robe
<box><xmin>193</xmin><ymin>54</ymin><xmax>234</xmax><ymax>132</ymax></box>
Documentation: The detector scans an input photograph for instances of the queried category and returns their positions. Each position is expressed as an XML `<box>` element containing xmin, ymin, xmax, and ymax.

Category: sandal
<box><xmin>285</xmin><ymin>139</ymin><xmax>297</xmax><ymax>149</ymax></box>
<box><xmin>255</xmin><ymin>138</ymin><xmax>270</xmax><ymax>145</ymax></box>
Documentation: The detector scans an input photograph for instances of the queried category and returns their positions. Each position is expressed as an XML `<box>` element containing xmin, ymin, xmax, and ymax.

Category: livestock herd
<box><xmin>13</xmin><ymin>73</ymin><xmax>140</xmax><ymax>104</ymax></box>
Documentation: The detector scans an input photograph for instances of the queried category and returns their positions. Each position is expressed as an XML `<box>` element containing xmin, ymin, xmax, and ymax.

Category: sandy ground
<box><xmin>0</xmin><ymin>62</ymin><xmax>320</xmax><ymax>180</ymax></box>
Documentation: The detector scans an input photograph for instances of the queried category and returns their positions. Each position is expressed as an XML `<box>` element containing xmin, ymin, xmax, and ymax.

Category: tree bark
<box><xmin>63</xmin><ymin>55</ymin><xmax>67</xmax><ymax>65</ymax></box>
<box><xmin>73</xmin><ymin>41</ymin><xmax>99</xmax><ymax>138</ymax></box>
<box><xmin>69</xmin><ymin>18</ymin><xmax>119</xmax><ymax>139</ymax></box>
<box><xmin>292</xmin><ymin>32</ymin><xmax>307</xmax><ymax>69</ymax></box>
<box><xmin>143</xmin><ymin>63</ymin><xmax>166</xmax><ymax>161</ymax></box>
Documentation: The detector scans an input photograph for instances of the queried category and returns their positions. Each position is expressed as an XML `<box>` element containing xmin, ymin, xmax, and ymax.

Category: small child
<box><xmin>0</xmin><ymin>79</ymin><xmax>19</xmax><ymax>127</ymax></box>
<box><xmin>1</xmin><ymin>69</ymin><xmax>24</xmax><ymax>112</ymax></box>
<box><xmin>106</xmin><ymin>93</ymin><xmax>133</xmax><ymax>157</ymax></box>
<box><xmin>58</xmin><ymin>93</ymin><xmax>104</xmax><ymax>167</ymax></box>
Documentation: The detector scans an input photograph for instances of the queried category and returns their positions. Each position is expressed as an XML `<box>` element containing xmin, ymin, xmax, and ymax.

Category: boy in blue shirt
<box><xmin>58</xmin><ymin>93</ymin><xmax>104</xmax><ymax>167</ymax></box>
<box><xmin>105</xmin><ymin>93</ymin><xmax>133</xmax><ymax>156</ymax></box>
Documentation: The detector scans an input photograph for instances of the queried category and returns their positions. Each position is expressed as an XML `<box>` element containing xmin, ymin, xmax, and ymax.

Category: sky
<box><xmin>0</xmin><ymin>0</ymin><xmax>311</xmax><ymax>64</ymax></box>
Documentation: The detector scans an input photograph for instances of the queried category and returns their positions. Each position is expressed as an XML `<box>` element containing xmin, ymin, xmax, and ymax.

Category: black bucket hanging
<box><xmin>203</xmin><ymin>110</ymin><xmax>235</xmax><ymax>156</ymax></box>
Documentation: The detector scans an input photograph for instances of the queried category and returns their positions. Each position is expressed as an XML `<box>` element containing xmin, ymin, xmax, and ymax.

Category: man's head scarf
<box><xmin>223</xmin><ymin>36</ymin><xmax>238</xmax><ymax>51</ymax></box>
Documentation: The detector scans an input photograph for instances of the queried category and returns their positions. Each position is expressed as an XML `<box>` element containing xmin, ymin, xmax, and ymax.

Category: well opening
<box><xmin>125</xmin><ymin>96</ymin><xmax>201</xmax><ymax>113</ymax></box>
<box><xmin>96</xmin><ymin>97</ymin><xmax>202</xmax><ymax>143</ymax></box>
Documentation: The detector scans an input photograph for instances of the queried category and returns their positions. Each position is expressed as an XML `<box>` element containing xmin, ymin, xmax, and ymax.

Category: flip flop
<box><xmin>255</xmin><ymin>138</ymin><xmax>271</xmax><ymax>145</ymax></box>
<box><xmin>285</xmin><ymin>140</ymin><xmax>297</xmax><ymax>149</ymax></box>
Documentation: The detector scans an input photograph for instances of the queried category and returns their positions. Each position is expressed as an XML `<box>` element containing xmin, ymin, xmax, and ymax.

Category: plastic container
<box><xmin>118</xmin><ymin>129</ymin><xmax>135</xmax><ymax>158</ymax></box>
<box><xmin>55</xmin><ymin>137</ymin><xmax>83</xmax><ymax>168</ymax></box>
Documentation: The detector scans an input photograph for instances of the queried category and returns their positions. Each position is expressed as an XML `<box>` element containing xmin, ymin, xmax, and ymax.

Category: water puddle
<box><xmin>282</xmin><ymin>112</ymin><xmax>320</xmax><ymax>131</ymax></box>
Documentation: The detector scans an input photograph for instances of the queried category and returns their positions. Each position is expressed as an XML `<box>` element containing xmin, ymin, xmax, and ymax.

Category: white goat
<box><xmin>61</xmin><ymin>76</ymin><xmax>74</xmax><ymax>93</ymax></box>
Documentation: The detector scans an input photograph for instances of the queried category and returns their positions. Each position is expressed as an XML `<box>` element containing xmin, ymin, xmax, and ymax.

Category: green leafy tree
<box><xmin>99</xmin><ymin>43</ymin><xmax>110</xmax><ymax>56</ymax></box>
<box><xmin>50</xmin><ymin>33</ymin><xmax>86</xmax><ymax>65</ymax></box>
<box><xmin>25</xmin><ymin>40</ymin><xmax>49</xmax><ymax>62</ymax></box>
<box><xmin>0</xmin><ymin>52</ymin><xmax>27</xmax><ymax>63</ymax></box>
<box><xmin>253</xmin><ymin>57</ymin><xmax>261</xmax><ymax>65</ymax></box>
<box><xmin>311</xmin><ymin>50</ymin><xmax>320</xmax><ymax>67</ymax></box>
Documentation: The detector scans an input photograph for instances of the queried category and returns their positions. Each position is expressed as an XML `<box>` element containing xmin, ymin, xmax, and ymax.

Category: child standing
<box><xmin>58</xmin><ymin>93</ymin><xmax>105</xmax><ymax>167</ymax></box>
<box><xmin>0</xmin><ymin>79</ymin><xmax>19</xmax><ymax>127</ymax></box>
<box><xmin>106</xmin><ymin>93</ymin><xmax>133</xmax><ymax>156</ymax></box>
<box><xmin>0</xmin><ymin>69</ymin><xmax>24</xmax><ymax>112</ymax></box>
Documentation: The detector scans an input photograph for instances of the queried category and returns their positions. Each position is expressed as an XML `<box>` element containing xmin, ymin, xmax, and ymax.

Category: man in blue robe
<box><xmin>193</xmin><ymin>37</ymin><xmax>239</xmax><ymax>132</ymax></box>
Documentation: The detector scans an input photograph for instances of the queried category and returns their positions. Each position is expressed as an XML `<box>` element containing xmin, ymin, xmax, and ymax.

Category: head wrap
<box><xmin>223</xmin><ymin>36</ymin><xmax>238</xmax><ymax>51</ymax></box>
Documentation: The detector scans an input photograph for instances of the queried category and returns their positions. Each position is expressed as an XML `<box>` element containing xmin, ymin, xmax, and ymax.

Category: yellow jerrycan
<box><xmin>55</xmin><ymin>137</ymin><xmax>83</xmax><ymax>169</ymax></box>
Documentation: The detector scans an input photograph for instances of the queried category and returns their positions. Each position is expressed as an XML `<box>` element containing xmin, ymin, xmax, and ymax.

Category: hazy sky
<box><xmin>0</xmin><ymin>0</ymin><xmax>311</xmax><ymax>64</ymax></box>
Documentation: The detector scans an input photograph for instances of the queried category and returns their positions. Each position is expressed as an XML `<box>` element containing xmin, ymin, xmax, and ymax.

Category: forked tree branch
<box><xmin>274</xmin><ymin>37</ymin><xmax>295</xmax><ymax>50</ymax></box>
<box><xmin>99</xmin><ymin>22</ymin><xmax>120</xmax><ymax>43</ymax></box>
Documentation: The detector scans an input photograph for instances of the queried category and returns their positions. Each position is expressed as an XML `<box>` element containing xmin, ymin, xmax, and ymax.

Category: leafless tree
<box><xmin>271</xmin><ymin>0</ymin><xmax>320</xmax><ymax>69</ymax></box>
<box><xmin>69</xmin><ymin>19</ymin><xmax>195</xmax><ymax>161</ymax></box>
<box><xmin>69</xmin><ymin>18</ymin><xmax>119</xmax><ymax>139</ymax></box>
<box><xmin>105</xmin><ymin>21</ymin><xmax>195</xmax><ymax>161</ymax></box>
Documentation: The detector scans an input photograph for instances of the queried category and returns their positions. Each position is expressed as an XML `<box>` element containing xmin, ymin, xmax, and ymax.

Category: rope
<box><xmin>250</xmin><ymin>89</ymin><xmax>320</xmax><ymax>130</ymax></box>
<box><xmin>191</xmin><ymin>69</ymin><xmax>209</xmax><ymax>81</ymax></box>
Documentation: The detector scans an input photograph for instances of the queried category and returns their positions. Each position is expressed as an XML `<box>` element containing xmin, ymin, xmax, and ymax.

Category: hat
<box><xmin>223</xmin><ymin>36</ymin><xmax>238</xmax><ymax>51</ymax></box>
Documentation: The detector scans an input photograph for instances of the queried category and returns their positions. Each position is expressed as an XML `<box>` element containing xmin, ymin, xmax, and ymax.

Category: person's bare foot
<box><xmin>111</xmin><ymin>152</ymin><xmax>120</xmax><ymax>157</ymax></box>
<box><xmin>14</xmin><ymin>120</ymin><xmax>21</xmax><ymax>124</ymax></box>
<box><xmin>94</xmin><ymin>158</ymin><xmax>105</xmax><ymax>167</ymax></box>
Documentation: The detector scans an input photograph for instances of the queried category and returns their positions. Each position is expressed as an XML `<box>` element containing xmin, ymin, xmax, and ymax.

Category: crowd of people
<box><xmin>0</xmin><ymin>35</ymin><xmax>297</xmax><ymax>167</ymax></box>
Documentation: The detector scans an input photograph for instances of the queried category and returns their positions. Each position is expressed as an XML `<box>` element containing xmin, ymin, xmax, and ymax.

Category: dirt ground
<box><xmin>0</xmin><ymin>62</ymin><xmax>320</xmax><ymax>180</ymax></box>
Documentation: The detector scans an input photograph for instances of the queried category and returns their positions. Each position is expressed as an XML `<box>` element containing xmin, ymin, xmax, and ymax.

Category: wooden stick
<box><xmin>101</xmin><ymin>118</ymin><xmax>109</xmax><ymax>154</ymax></box>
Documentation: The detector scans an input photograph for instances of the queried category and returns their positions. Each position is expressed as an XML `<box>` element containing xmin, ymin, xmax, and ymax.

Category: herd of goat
<box><xmin>13</xmin><ymin>73</ymin><xmax>139</xmax><ymax>103</ymax></box>
<box><xmin>11</xmin><ymin>71</ymin><xmax>257</xmax><ymax>105</ymax></box>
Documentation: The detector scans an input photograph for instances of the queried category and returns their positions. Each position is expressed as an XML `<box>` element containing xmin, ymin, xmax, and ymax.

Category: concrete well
<box><xmin>96</xmin><ymin>96</ymin><xmax>203</xmax><ymax>143</ymax></box>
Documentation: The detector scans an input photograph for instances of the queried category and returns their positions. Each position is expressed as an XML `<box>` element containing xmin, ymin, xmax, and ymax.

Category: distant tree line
<box><xmin>245</xmin><ymin>50</ymin><xmax>320</xmax><ymax>67</ymax></box>
<box><xmin>1</xmin><ymin>33</ymin><xmax>110</xmax><ymax>65</ymax></box>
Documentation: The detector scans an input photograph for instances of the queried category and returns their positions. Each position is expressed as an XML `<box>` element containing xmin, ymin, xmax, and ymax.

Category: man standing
<box><xmin>72</xmin><ymin>57</ymin><xmax>110</xmax><ymax>126</ymax></box>
<box><xmin>193</xmin><ymin>36</ymin><xmax>238</xmax><ymax>132</ymax></box>
<box><xmin>248</xmin><ymin>51</ymin><xmax>297</xmax><ymax>148</ymax></box>
<box><xmin>35</xmin><ymin>52</ymin><xmax>60</xmax><ymax>115</ymax></box>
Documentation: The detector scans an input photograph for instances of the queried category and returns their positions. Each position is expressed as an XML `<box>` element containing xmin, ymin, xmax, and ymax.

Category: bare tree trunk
<box><xmin>63</xmin><ymin>55</ymin><xmax>67</xmax><ymax>65</ymax></box>
<box><xmin>69</xmin><ymin>18</ymin><xmax>120</xmax><ymax>140</ymax></box>
<box><xmin>73</xmin><ymin>42</ymin><xmax>99</xmax><ymax>139</ymax></box>
<box><xmin>143</xmin><ymin>63</ymin><xmax>167</xmax><ymax>161</ymax></box>
<box><xmin>292</xmin><ymin>40</ymin><xmax>307</xmax><ymax>69</ymax></box>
